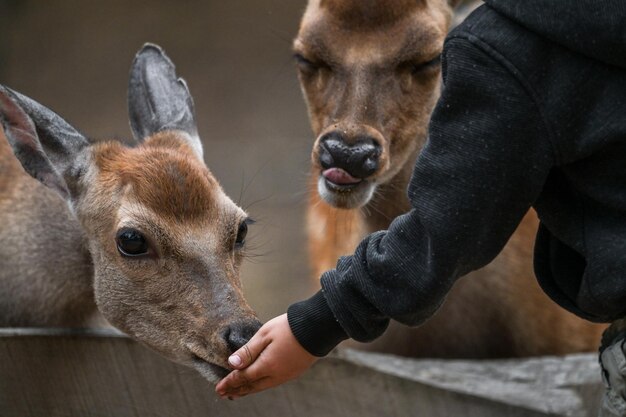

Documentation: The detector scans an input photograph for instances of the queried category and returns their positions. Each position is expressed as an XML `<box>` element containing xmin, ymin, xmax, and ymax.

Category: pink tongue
<box><xmin>323</xmin><ymin>168</ymin><xmax>362</xmax><ymax>185</ymax></box>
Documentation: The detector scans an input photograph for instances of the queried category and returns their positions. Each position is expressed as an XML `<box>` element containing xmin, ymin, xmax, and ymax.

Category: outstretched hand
<box><xmin>215</xmin><ymin>314</ymin><xmax>317</xmax><ymax>399</ymax></box>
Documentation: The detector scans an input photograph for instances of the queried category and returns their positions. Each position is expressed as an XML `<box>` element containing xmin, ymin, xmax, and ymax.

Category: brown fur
<box><xmin>0</xmin><ymin>130</ymin><xmax>96</xmax><ymax>326</ymax></box>
<box><xmin>0</xmin><ymin>81</ymin><xmax>258</xmax><ymax>383</ymax></box>
<box><xmin>320</xmin><ymin>0</ymin><xmax>424</xmax><ymax>28</ymax></box>
<box><xmin>82</xmin><ymin>134</ymin><xmax>255</xmax><ymax>366</ymax></box>
<box><xmin>94</xmin><ymin>133</ymin><xmax>221</xmax><ymax>224</ymax></box>
<box><xmin>297</xmin><ymin>0</ymin><xmax>605</xmax><ymax>358</ymax></box>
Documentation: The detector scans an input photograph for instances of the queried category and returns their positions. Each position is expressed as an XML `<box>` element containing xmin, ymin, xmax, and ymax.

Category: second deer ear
<box><xmin>128</xmin><ymin>43</ymin><xmax>203</xmax><ymax>159</ymax></box>
<box><xmin>0</xmin><ymin>86</ymin><xmax>89</xmax><ymax>201</ymax></box>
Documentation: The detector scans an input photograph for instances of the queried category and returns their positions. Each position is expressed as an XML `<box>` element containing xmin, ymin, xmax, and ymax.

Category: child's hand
<box><xmin>215</xmin><ymin>314</ymin><xmax>317</xmax><ymax>399</ymax></box>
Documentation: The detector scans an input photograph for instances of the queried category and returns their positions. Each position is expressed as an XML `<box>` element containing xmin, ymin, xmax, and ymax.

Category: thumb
<box><xmin>227</xmin><ymin>327</ymin><xmax>269</xmax><ymax>370</ymax></box>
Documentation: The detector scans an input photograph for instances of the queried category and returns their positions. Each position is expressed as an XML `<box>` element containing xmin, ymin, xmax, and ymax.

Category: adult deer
<box><xmin>294</xmin><ymin>0</ymin><xmax>605</xmax><ymax>357</ymax></box>
<box><xmin>0</xmin><ymin>44</ymin><xmax>260</xmax><ymax>381</ymax></box>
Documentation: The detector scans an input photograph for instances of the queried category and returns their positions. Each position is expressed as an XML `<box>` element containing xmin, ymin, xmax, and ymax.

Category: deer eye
<box><xmin>116</xmin><ymin>228</ymin><xmax>149</xmax><ymax>257</ymax></box>
<box><xmin>294</xmin><ymin>53</ymin><xmax>324</xmax><ymax>74</ymax></box>
<box><xmin>234</xmin><ymin>221</ymin><xmax>248</xmax><ymax>250</ymax></box>
<box><xmin>410</xmin><ymin>54</ymin><xmax>442</xmax><ymax>75</ymax></box>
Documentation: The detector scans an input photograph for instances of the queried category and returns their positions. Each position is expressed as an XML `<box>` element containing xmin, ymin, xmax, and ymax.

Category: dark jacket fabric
<box><xmin>288</xmin><ymin>1</ymin><xmax>626</xmax><ymax>356</ymax></box>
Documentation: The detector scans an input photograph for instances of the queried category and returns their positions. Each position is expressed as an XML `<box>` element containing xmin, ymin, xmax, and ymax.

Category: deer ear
<box><xmin>128</xmin><ymin>43</ymin><xmax>203</xmax><ymax>159</ymax></box>
<box><xmin>0</xmin><ymin>86</ymin><xmax>89</xmax><ymax>200</ymax></box>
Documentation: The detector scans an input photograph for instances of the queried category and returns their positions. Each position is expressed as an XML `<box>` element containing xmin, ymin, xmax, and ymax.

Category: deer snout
<box><xmin>221</xmin><ymin>318</ymin><xmax>263</xmax><ymax>353</ymax></box>
<box><xmin>319</xmin><ymin>132</ymin><xmax>382</xmax><ymax>183</ymax></box>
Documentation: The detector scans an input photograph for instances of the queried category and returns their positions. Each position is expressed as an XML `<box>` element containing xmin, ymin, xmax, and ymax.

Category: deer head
<box><xmin>0</xmin><ymin>44</ymin><xmax>260</xmax><ymax>383</ymax></box>
<box><xmin>295</xmin><ymin>0</ymin><xmax>456</xmax><ymax>209</ymax></box>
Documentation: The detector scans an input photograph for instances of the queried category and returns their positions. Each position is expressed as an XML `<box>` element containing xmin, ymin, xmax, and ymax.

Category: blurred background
<box><xmin>0</xmin><ymin>0</ymin><xmax>317</xmax><ymax>320</ymax></box>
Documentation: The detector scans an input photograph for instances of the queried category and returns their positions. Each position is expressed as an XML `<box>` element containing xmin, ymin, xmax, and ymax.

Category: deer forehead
<box><xmin>92</xmin><ymin>132</ymin><xmax>243</xmax><ymax>226</ymax></box>
<box><xmin>298</xmin><ymin>1</ymin><xmax>448</xmax><ymax>68</ymax></box>
<box><xmin>317</xmin><ymin>0</ymin><xmax>423</xmax><ymax>26</ymax></box>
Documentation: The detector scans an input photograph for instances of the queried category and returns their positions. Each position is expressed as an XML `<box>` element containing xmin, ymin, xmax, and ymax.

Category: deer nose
<box><xmin>319</xmin><ymin>132</ymin><xmax>381</xmax><ymax>179</ymax></box>
<box><xmin>222</xmin><ymin>319</ymin><xmax>263</xmax><ymax>353</ymax></box>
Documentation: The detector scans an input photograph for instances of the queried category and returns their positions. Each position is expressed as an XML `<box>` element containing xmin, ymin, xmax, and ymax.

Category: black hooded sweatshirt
<box><xmin>287</xmin><ymin>0</ymin><xmax>626</xmax><ymax>356</ymax></box>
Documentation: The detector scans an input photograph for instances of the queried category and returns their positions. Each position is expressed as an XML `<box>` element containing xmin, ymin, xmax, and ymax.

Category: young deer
<box><xmin>0</xmin><ymin>44</ymin><xmax>260</xmax><ymax>382</ymax></box>
<box><xmin>295</xmin><ymin>0</ymin><xmax>605</xmax><ymax>357</ymax></box>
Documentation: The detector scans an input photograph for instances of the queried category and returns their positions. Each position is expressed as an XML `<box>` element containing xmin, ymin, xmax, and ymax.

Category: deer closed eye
<box><xmin>116</xmin><ymin>228</ymin><xmax>150</xmax><ymax>257</ymax></box>
<box><xmin>409</xmin><ymin>54</ymin><xmax>442</xmax><ymax>75</ymax></box>
<box><xmin>294</xmin><ymin>53</ymin><xmax>327</xmax><ymax>74</ymax></box>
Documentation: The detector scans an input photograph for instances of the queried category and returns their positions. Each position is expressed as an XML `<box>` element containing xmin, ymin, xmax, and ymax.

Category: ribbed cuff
<box><xmin>287</xmin><ymin>290</ymin><xmax>349</xmax><ymax>357</ymax></box>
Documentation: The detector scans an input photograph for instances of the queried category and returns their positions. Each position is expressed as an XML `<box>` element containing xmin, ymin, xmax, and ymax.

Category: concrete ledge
<box><xmin>0</xmin><ymin>328</ymin><xmax>603</xmax><ymax>417</ymax></box>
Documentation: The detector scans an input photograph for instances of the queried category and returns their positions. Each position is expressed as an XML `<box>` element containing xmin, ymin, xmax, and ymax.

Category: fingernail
<box><xmin>228</xmin><ymin>354</ymin><xmax>242</xmax><ymax>367</ymax></box>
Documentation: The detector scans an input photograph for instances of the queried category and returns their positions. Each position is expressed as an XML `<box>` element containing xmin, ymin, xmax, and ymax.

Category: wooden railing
<box><xmin>0</xmin><ymin>328</ymin><xmax>603</xmax><ymax>417</ymax></box>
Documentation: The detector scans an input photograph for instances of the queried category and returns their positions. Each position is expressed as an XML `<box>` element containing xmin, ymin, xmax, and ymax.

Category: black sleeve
<box><xmin>288</xmin><ymin>35</ymin><xmax>556</xmax><ymax>357</ymax></box>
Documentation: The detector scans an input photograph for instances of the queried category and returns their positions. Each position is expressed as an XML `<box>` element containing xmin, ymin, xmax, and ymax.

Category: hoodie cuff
<box><xmin>287</xmin><ymin>290</ymin><xmax>349</xmax><ymax>357</ymax></box>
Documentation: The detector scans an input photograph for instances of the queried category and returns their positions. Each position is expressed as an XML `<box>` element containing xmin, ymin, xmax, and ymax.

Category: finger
<box><xmin>225</xmin><ymin>376</ymin><xmax>277</xmax><ymax>399</ymax></box>
<box><xmin>216</xmin><ymin>370</ymin><xmax>245</xmax><ymax>395</ymax></box>
<box><xmin>216</xmin><ymin>358</ymin><xmax>268</xmax><ymax>395</ymax></box>
<box><xmin>218</xmin><ymin>377</ymin><xmax>251</xmax><ymax>397</ymax></box>
<box><xmin>227</xmin><ymin>329</ymin><xmax>270</xmax><ymax>370</ymax></box>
